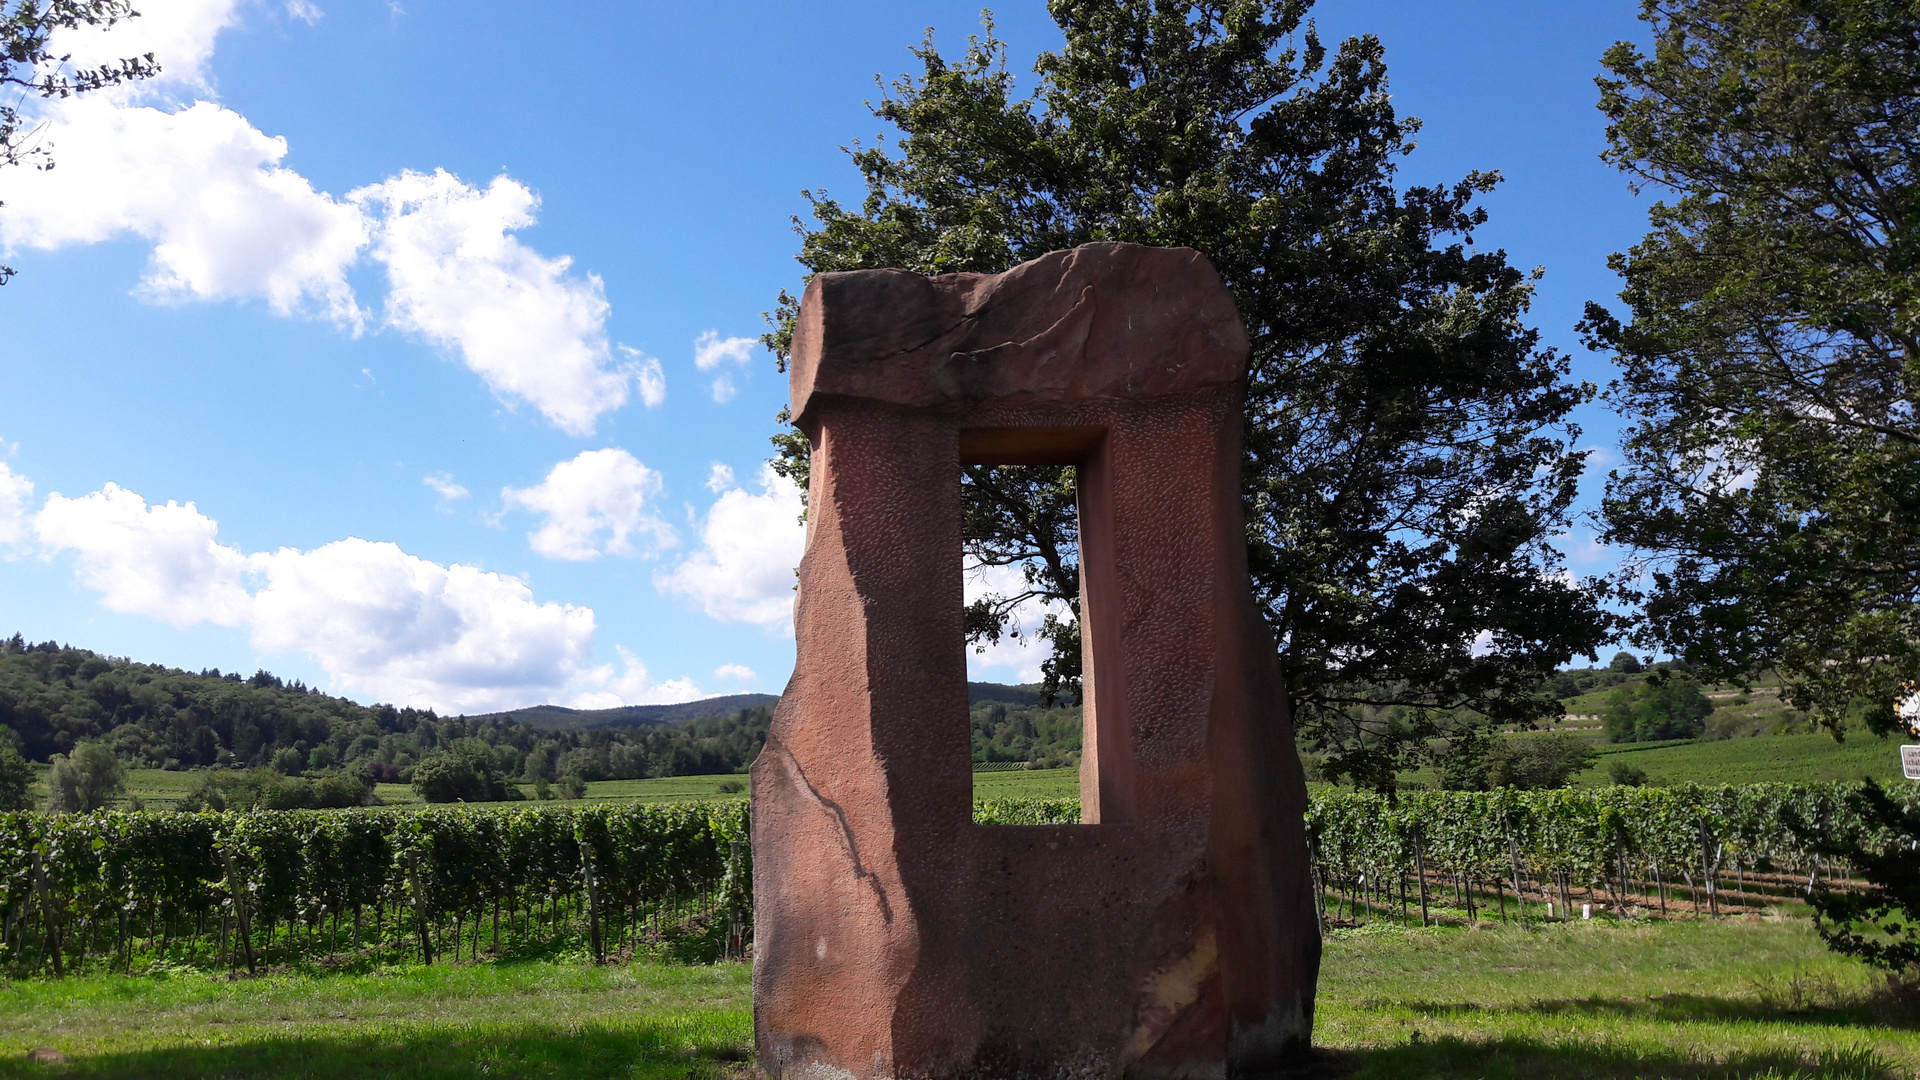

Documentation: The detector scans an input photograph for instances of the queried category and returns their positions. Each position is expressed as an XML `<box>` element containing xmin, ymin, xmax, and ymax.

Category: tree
<box><xmin>1602</xmin><ymin>674</ymin><xmax>1714</xmax><ymax>742</ymax></box>
<box><xmin>1486</xmin><ymin>733</ymin><xmax>1600</xmax><ymax>789</ymax></box>
<box><xmin>1586</xmin><ymin>0</ymin><xmax>1920</xmax><ymax>736</ymax></box>
<box><xmin>411</xmin><ymin>741</ymin><xmax>521</xmax><ymax>804</ymax></box>
<box><xmin>766</xmin><ymin>0</ymin><xmax>1611</xmax><ymax>793</ymax></box>
<box><xmin>1</xmin><ymin>1</ymin><xmax>159</xmax><ymax>284</ymax></box>
<box><xmin>44</xmin><ymin>740</ymin><xmax>124</xmax><ymax>812</ymax></box>
<box><xmin>0</xmin><ymin>743</ymin><xmax>31</xmax><ymax>809</ymax></box>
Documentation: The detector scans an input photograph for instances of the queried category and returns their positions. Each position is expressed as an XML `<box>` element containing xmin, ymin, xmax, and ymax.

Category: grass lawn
<box><xmin>0</xmin><ymin>961</ymin><xmax>751</xmax><ymax>1080</ymax></box>
<box><xmin>1317</xmin><ymin>916</ymin><xmax>1918</xmax><ymax>1079</ymax></box>
<box><xmin>1</xmin><ymin>917</ymin><xmax>1910</xmax><ymax>1078</ymax></box>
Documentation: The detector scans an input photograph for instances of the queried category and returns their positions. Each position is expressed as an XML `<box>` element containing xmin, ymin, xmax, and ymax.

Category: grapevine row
<box><xmin>2</xmin><ymin>783</ymin><xmax>1914</xmax><ymax>977</ymax></box>
<box><xmin>0</xmin><ymin>803</ymin><xmax>750</xmax><ymax>977</ymax></box>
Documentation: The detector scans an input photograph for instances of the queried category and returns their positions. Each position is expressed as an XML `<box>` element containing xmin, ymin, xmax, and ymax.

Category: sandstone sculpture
<box><xmin>752</xmin><ymin>242</ymin><xmax>1320</xmax><ymax>1080</ymax></box>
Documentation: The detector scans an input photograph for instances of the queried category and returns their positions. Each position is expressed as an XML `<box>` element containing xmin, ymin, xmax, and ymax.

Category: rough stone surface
<box><xmin>753</xmin><ymin>243</ymin><xmax>1320</xmax><ymax>1080</ymax></box>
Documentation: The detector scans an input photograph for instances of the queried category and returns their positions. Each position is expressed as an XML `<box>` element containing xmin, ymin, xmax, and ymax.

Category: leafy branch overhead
<box><xmin>766</xmin><ymin>0</ymin><xmax>1611</xmax><ymax>788</ymax></box>
<box><xmin>0</xmin><ymin>0</ymin><xmax>159</xmax><ymax>282</ymax></box>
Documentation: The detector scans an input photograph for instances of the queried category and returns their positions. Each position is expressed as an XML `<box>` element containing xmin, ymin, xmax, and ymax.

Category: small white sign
<box><xmin>1904</xmin><ymin>745</ymin><xmax>1920</xmax><ymax>781</ymax></box>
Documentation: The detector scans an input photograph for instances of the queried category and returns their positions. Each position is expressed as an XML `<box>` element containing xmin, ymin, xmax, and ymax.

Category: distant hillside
<box><xmin>478</xmin><ymin>683</ymin><xmax>1045</xmax><ymax>730</ymax></box>
<box><xmin>969</xmin><ymin>682</ymin><xmax>1045</xmax><ymax>706</ymax></box>
<box><xmin>469</xmin><ymin>694</ymin><xmax>779</xmax><ymax>731</ymax></box>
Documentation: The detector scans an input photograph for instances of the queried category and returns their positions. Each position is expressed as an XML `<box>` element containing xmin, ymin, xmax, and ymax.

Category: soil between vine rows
<box><xmin>0</xmin><ymin>918</ymin><xmax>1913</xmax><ymax>1079</ymax></box>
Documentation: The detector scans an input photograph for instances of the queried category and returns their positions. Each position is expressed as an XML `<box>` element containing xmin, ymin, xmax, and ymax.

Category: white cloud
<box><xmin>248</xmin><ymin>537</ymin><xmax>593</xmax><ymax>712</ymax></box>
<box><xmin>34</xmin><ymin>481</ymin><xmax>598</xmax><ymax>712</ymax></box>
<box><xmin>656</xmin><ymin>464</ymin><xmax>806</xmax><ymax>630</ymax></box>
<box><xmin>0</xmin><ymin>463</ymin><xmax>33</xmax><ymax>549</ymax></box>
<box><xmin>693</xmin><ymin>330</ymin><xmax>757</xmax><ymax>371</ymax></box>
<box><xmin>705</xmin><ymin>463</ymin><xmax>735</xmax><ymax>493</ymax></box>
<box><xmin>9</xmin><ymin>5</ymin><xmax>658</xmax><ymax>438</ymax></box>
<box><xmin>620</xmin><ymin>346</ymin><xmax>666</xmax><ymax>408</ymax></box>
<box><xmin>34</xmin><ymin>483</ymin><xmax>253</xmax><ymax>627</ymax></box>
<box><xmin>353</xmin><ymin>169</ymin><xmax>637</xmax><ymax>435</ymax></box>
<box><xmin>0</xmin><ymin>98</ymin><xmax>370</xmax><ymax>325</ymax></box>
<box><xmin>502</xmin><ymin>448</ymin><xmax>675</xmax><ymax>561</ymax></box>
<box><xmin>694</xmin><ymin>331</ymin><xmax>757</xmax><ymax>403</ymax></box>
<box><xmin>963</xmin><ymin>560</ymin><xmax>1070</xmax><ymax>684</ymax></box>
<box><xmin>568</xmin><ymin>646</ymin><xmax>703</xmax><ymax>708</ymax></box>
<box><xmin>423</xmin><ymin>472</ymin><xmax>469</xmax><ymax>502</ymax></box>
<box><xmin>713</xmin><ymin>663</ymin><xmax>756</xmax><ymax>683</ymax></box>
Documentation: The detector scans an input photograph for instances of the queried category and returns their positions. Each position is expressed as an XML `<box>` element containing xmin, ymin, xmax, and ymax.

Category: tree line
<box><xmin>0</xmin><ymin>637</ymin><xmax>775</xmax><ymax>810</ymax></box>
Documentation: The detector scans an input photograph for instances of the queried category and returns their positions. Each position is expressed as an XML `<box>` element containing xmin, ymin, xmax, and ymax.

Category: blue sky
<box><xmin>0</xmin><ymin>0</ymin><xmax>1650</xmax><ymax>714</ymax></box>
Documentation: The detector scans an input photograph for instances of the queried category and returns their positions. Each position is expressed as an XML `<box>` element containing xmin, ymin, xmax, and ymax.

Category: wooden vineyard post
<box><xmin>221</xmin><ymin>849</ymin><xmax>257</xmax><ymax>973</ymax></box>
<box><xmin>1413</xmin><ymin>829</ymin><xmax>1430</xmax><ymax>927</ymax></box>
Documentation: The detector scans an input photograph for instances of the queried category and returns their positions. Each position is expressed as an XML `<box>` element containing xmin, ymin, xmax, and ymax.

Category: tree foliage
<box><xmin>1603</xmin><ymin>674</ymin><xmax>1715</xmax><ymax>742</ymax></box>
<box><xmin>1794</xmin><ymin>779</ymin><xmax>1920</xmax><ymax>973</ymax></box>
<box><xmin>1</xmin><ymin>0</ymin><xmax>159</xmax><ymax>283</ymax></box>
<box><xmin>44</xmin><ymin>740</ymin><xmax>123</xmax><ymax>812</ymax></box>
<box><xmin>0</xmin><ymin>745</ymin><xmax>30</xmax><ymax>810</ymax></box>
<box><xmin>766</xmin><ymin>0</ymin><xmax>1610</xmax><ymax>791</ymax></box>
<box><xmin>1586</xmin><ymin>0</ymin><xmax>1920</xmax><ymax>735</ymax></box>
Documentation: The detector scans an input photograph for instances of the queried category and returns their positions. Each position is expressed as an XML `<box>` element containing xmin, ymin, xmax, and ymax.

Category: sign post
<box><xmin>1904</xmin><ymin>745</ymin><xmax>1920</xmax><ymax>781</ymax></box>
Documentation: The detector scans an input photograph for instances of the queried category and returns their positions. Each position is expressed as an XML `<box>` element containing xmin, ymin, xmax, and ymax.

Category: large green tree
<box><xmin>1585</xmin><ymin>0</ymin><xmax>1920</xmax><ymax>735</ymax></box>
<box><xmin>766</xmin><ymin>0</ymin><xmax>1611</xmax><ymax>791</ymax></box>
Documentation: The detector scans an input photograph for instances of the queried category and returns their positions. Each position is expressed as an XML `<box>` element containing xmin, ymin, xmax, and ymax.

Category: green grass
<box><xmin>1317</xmin><ymin>917</ymin><xmax>1918</xmax><ymax>1079</ymax></box>
<box><xmin>1582</xmin><ymin>732</ymin><xmax>1910</xmax><ymax>787</ymax></box>
<box><xmin>0</xmin><ymin>960</ymin><xmax>751</xmax><ymax>1080</ymax></box>
<box><xmin>3</xmin><ymin>917</ymin><xmax>1912</xmax><ymax>1078</ymax></box>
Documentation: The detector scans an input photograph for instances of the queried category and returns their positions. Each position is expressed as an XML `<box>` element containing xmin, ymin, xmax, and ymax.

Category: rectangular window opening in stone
<box><xmin>959</xmin><ymin>427</ymin><xmax>1117</xmax><ymax>817</ymax></box>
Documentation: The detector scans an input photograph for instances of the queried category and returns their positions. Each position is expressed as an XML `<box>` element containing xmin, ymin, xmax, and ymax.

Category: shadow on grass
<box><xmin>1309</xmin><ymin>1036</ymin><xmax>1895</xmax><ymax>1080</ymax></box>
<box><xmin>0</xmin><ymin>1015</ymin><xmax>751</xmax><ymax>1080</ymax></box>
<box><xmin>1396</xmin><ymin>983</ymin><xmax>1920</xmax><ymax>1032</ymax></box>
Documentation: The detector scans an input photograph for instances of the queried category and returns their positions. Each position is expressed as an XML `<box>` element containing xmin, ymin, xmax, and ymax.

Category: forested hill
<box><xmin>0</xmin><ymin>635</ymin><xmax>1063</xmax><ymax>780</ymax></box>
<box><xmin>470</xmin><ymin>695</ymin><xmax>778</xmax><ymax>731</ymax></box>
<box><xmin>0</xmin><ymin>637</ymin><xmax>774</xmax><ymax>779</ymax></box>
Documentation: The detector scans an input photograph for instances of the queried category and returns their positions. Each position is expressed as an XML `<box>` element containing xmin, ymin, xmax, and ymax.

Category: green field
<box><xmin>0</xmin><ymin>917</ymin><xmax>1910</xmax><ymax>1078</ymax></box>
<box><xmin>38</xmin><ymin>723</ymin><xmax>1915</xmax><ymax>816</ymax></box>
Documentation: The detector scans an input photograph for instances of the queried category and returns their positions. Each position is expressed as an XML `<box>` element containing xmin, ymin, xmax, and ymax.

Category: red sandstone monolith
<box><xmin>751</xmin><ymin>242</ymin><xmax>1320</xmax><ymax>1080</ymax></box>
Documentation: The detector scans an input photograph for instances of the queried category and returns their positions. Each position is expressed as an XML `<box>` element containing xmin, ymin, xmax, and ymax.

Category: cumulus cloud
<box><xmin>351</xmin><ymin>170</ymin><xmax>640</xmax><ymax>435</ymax></box>
<box><xmin>33</xmin><ymin>481</ymin><xmax>599</xmax><ymax>712</ymax></box>
<box><xmin>713</xmin><ymin>663</ymin><xmax>756</xmax><ymax>683</ymax></box>
<box><xmin>705</xmin><ymin>463</ymin><xmax>735</xmax><ymax>493</ymax></box>
<box><xmin>569</xmin><ymin>646</ymin><xmax>703</xmax><ymax>709</ymax></box>
<box><xmin>656</xmin><ymin>464</ymin><xmax>805</xmax><ymax>630</ymax></box>
<box><xmin>0</xmin><ymin>463</ymin><xmax>33</xmax><ymax>549</ymax></box>
<box><xmin>0</xmin><ymin>98</ymin><xmax>370</xmax><ymax>324</ymax></box>
<box><xmin>694</xmin><ymin>330</ymin><xmax>758</xmax><ymax>403</ymax></box>
<box><xmin>34</xmin><ymin>483</ymin><xmax>254</xmax><ymax>626</ymax></box>
<box><xmin>7</xmin><ymin>7</ymin><xmax>657</xmax><ymax>436</ymax></box>
<box><xmin>502</xmin><ymin>448</ymin><xmax>675</xmax><ymax>562</ymax></box>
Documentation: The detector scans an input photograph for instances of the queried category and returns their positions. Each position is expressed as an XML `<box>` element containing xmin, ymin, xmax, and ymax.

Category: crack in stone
<box><xmin>765</xmin><ymin>732</ymin><xmax>895</xmax><ymax>925</ymax></box>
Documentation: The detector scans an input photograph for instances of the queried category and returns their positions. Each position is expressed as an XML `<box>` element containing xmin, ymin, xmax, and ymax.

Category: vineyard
<box><xmin>0</xmin><ymin>784</ymin><xmax>1914</xmax><ymax>978</ymax></box>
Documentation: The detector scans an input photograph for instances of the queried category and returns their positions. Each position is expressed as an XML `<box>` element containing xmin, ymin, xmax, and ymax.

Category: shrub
<box><xmin>1607</xmin><ymin>759</ymin><xmax>1649</xmax><ymax>787</ymax></box>
<box><xmin>411</xmin><ymin>743</ymin><xmax>523</xmax><ymax>804</ymax></box>
<box><xmin>44</xmin><ymin>742</ymin><xmax>126</xmax><ymax>812</ymax></box>
<box><xmin>1487</xmin><ymin>734</ymin><xmax>1599</xmax><ymax>790</ymax></box>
